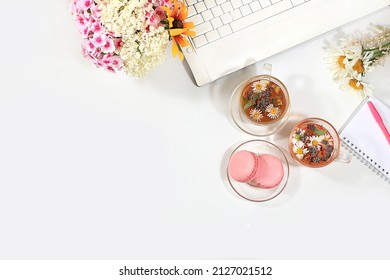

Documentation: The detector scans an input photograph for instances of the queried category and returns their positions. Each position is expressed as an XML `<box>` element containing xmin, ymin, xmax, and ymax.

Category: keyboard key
<box><xmin>240</xmin><ymin>4</ymin><xmax>252</xmax><ymax>16</ymax></box>
<box><xmin>250</xmin><ymin>1</ymin><xmax>261</xmax><ymax>11</ymax></box>
<box><xmin>195</xmin><ymin>21</ymin><xmax>213</xmax><ymax>36</ymax></box>
<box><xmin>186</xmin><ymin>0</ymin><xmax>197</xmax><ymax>6</ymax></box>
<box><xmin>231</xmin><ymin>9</ymin><xmax>242</xmax><ymax>20</ymax></box>
<box><xmin>230</xmin><ymin>0</ymin><xmax>292</xmax><ymax>32</ymax></box>
<box><xmin>188</xmin><ymin>5</ymin><xmax>196</xmax><ymax>17</ymax></box>
<box><xmin>204</xmin><ymin>0</ymin><xmax>217</xmax><ymax>9</ymax></box>
<box><xmin>291</xmin><ymin>0</ymin><xmax>305</xmax><ymax>6</ymax></box>
<box><xmin>231</xmin><ymin>0</ymin><xmax>243</xmax><ymax>9</ymax></box>
<box><xmin>221</xmin><ymin>2</ymin><xmax>233</xmax><ymax>13</ymax></box>
<box><xmin>242</xmin><ymin>0</ymin><xmax>253</xmax><ymax>4</ymax></box>
<box><xmin>194</xmin><ymin>2</ymin><xmax>207</xmax><ymax>13</ymax></box>
<box><xmin>193</xmin><ymin>35</ymin><xmax>208</xmax><ymax>48</ymax></box>
<box><xmin>259</xmin><ymin>0</ymin><xmax>271</xmax><ymax>8</ymax></box>
<box><xmin>211</xmin><ymin>5</ymin><xmax>223</xmax><ymax>17</ymax></box>
<box><xmin>220</xmin><ymin>13</ymin><xmax>233</xmax><ymax>24</ymax></box>
<box><xmin>201</xmin><ymin>10</ymin><xmax>214</xmax><ymax>21</ymax></box>
<box><xmin>205</xmin><ymin>30</ymin><xmax>220</xmax><ymax>42</ymax></box>
<box><xmin>215</xmin><ymin>0</ymin><xmax>227</xmax><ymax>4</ymax></box>
<box><xmin>187</xmin><ymin>14</ymin><xmax>204</xmax><ymax>26</ymax></box>
<box><xmin>210</xmin><ymin>17</ymin><xmax>223</xmax><ymax>29</ymax></box>
<box><xmin>217</xmin><ymin>25</ymin><xmax>233</xmax><ymax>37</ymax></box>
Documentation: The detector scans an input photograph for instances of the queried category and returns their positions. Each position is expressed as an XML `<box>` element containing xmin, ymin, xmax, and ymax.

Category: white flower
<box><xmin>249</xmin><ymin>108</ymin><xmax>263</xmax><ymax>121</ymax></box>
<box><xmin>325</xmin><ymin>42</ymin><xmax>350</xmax><ymax>81</ymax></box>
<box><xmin>251</xmin><ymin>80</ymin><xmax>268</xmax><ymax>93</ymax></box>
<box><xmin>292</xmin><ymin>141</ymin><xmax>308</xmax><ymax>160</ymax></box>
<box><xmin>265</xmin><ymin>104</ymin><xmax>281</xmax><ymax>119</ymax></box>
<box><xmin>321</xmin><ymin>133</ymin><xmax>334</xmax><ymax>146</ymax></box>
<box><xmin>348</xmin><ymin>51</ymin><xmax>373</xmax><ymax>76</ymax></box>
<box><xmin>99</xmin><ymin>0</ymin><xmax>169</xmax><ymax>78</ymax></box>
<box><xmin>339</xmin><ymin>73</ymin><xmax>372</xmax><ymax>98</ymax></box>
<box><xmin>308</xmin><ymin>135</ymin><xmax>323</xmax><ymax>150</ymax></box>
<box><xmin>291</xmin><ymin>129</ymin><xmax>305</xmax><ymax>144</ymax></box>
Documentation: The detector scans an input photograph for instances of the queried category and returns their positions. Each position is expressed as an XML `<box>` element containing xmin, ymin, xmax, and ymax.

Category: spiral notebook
<box><xmin>339</xmin><ymin>97</ymin><xmax>390</xmax><ymax>181</ymax></box>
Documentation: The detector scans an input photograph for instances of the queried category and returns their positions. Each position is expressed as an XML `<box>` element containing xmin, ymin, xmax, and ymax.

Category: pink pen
<box><xmin>367</xmin><ymin>100</ymin><xmax>390</xmax><ymax>145</ymax></box>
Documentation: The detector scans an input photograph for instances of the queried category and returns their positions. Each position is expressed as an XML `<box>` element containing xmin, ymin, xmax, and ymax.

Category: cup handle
<box><xmin>335</xmin><ymin>148</ymin><xmax>352</xmax><ymax>163</ymax></box>
<box><xmin>262</xmin><ymin>63</ymin><xmax>272</xmax><ymax>76</ymax></box>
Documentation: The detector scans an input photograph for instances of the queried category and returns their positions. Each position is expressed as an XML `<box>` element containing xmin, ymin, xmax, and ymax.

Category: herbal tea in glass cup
<box><xmin>288</xmin><ymin>118</ymin><xmax>351</xmax><ymax>167</ymax></box>
<box><xmin>230</xmin><ymin>64</ymin><xmax>290</xmax><ymax>136</ymax></box>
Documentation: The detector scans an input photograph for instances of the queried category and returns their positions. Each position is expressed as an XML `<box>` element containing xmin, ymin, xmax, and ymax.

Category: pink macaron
<box><xmin>249</xmin><ymin>154</ymin><xmax>284</xmax><ymax>188</ymax></box>
<box><xmin>228</xmin><ymin>150</ymin><xmax>259</xmax><ymax>183</ymax></box>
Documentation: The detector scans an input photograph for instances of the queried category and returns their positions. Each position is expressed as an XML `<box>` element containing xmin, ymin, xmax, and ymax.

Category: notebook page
<box><xmin>340</xmin><ymin>97</ymin><xmax>390</xmax><ymax>181</ymax></box>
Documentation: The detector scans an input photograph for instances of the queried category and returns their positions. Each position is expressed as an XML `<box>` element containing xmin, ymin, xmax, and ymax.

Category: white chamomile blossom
<box><xmin>292</xmin><ymin>141</ymin><xmax>308</xmax><ymax>160</ymax></box>
<box><xmin>265</xmin><ymin>104</ymin><xmax>281</xmax><ymax>119</ymax></box>
<box><xmin>321</xmin><ymin>133</ymin><xmax>334</xmax><ymax>146</ymax></box>
<box><xmin>348</xmin><ymin>51</ymin><xmax>373</xmax><ymax>76</ymax></box>
<box><xmin>251</xmin><ymin>80</ymin><xmax>268</xmax><ymax>93</ymax></box>
<box><xmin>249</xmin><ymin>108</ymin><xmax>263</xmax><ymax>121</ymax></box>
<box><xmin>326</xmin><ymin>41</ymin><xmax>350</xmax><ymax>81</ymax></box>
<box><xmin>291</xmin><ymin>129</ymin><xmax>306</xmax><ymax>144</ymax></box>
<box><xmin>339</xmin><ymin>72</ymin><xmax>372</xmax><ymax>98</ymax></box>
<box><xmin>308</xmin><ymin>135</ymin><xmax>323</xmax><ymax>150</ymax></box>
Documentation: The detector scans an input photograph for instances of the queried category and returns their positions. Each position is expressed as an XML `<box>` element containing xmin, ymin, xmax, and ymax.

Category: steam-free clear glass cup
<box><xmin>229</xmin><ymin>64</ymin><xmax>290</xmax><ymax>136</ymax></box>
<box><xmin>288</xmin><ymin>117</ymin><xmax>352</xmax><ymax>168</ymax></box>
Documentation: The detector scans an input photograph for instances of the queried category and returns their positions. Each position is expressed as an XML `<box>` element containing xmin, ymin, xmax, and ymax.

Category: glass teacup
<box><xmin>288</xmin><ymin>117</ymin><xmax>351</xmax><ymax>168</ymax></box>
<box><xmin>230</xmin><ymin>64</ymin><xmax>290</xmax><ymax>136</ymax></box>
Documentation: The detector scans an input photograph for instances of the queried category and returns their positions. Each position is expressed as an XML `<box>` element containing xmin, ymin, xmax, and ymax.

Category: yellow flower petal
<box><xmin>171</xmin><ymin>39</ymin><xmax>184</xmax><ymax>61</ymax></box>
<box><xmin>170</xmin><ymin>28</ymin><xmax>186</xmax><ymax>37</ymax></box>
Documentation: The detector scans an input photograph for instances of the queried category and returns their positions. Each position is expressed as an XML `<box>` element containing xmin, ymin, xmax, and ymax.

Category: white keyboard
<box><xmin>186</xmin><ymin>0</ymin><xmax>312</xmax><ymax>49</ymax></box>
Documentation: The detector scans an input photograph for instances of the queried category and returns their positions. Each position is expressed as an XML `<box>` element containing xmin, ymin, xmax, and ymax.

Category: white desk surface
<box><xmin>0</xmin><ymin>2</ymin><xmax>389</xmax><ymax>260</ymax></box>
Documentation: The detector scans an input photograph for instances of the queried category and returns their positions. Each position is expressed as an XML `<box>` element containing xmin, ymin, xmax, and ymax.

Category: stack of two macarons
<box><xmin>228</xmin><ymin>150</ymin><xmax>284</xmax><ymax>188</ymax></box>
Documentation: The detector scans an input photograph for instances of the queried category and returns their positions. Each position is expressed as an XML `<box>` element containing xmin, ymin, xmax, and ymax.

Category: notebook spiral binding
<box><xmin>341</xmin><ymin>139</ymin><xmax>390</xmax><ymax>183</ymax></box>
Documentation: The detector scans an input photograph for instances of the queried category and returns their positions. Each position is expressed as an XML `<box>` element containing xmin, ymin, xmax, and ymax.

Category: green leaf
<box><xmin>243</xmin><ymin>101</ymin><xmax>255</xmax><ymax>111</ymax></box>
<box><xmin>314</xmin><ymin>128</ymin><xmax>327</xmax><ymax>135</ymax></box>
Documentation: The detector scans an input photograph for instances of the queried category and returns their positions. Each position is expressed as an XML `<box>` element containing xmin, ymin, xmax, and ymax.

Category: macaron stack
<box><xmin>228</xmin><ymin>150</ymin><xmax>284</xmax><ymax>189</ymax></box>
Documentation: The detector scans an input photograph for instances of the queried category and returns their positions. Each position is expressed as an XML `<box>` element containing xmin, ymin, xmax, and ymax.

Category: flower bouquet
<box><xmin>69</xmin><ymin>0</ymin><xmax>195</xmax><ymax>78</ymax></box>
<box><xmin>326</xmin><ymin>24</ymin><xmax>390</xmax><ymax>98</ymax></box>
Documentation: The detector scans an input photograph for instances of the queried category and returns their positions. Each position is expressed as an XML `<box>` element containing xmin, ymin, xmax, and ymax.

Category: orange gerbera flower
<box><xmin>162</xmin><ymin>0</ymin><xmax>196</xmax><ymax>60</ymax></box>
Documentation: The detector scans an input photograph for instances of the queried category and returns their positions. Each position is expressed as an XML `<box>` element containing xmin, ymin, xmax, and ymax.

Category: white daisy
<box><xmin>308</xmin><ymin>135</ymin><xmax>323</xmax><ymax>150</ymax></box>
<box><xmin>339</xmin><ymin>74</ymin><xmax>372</xmax><ymax>98</ymax></box>
<box><xmin>325</xmin><ymin>42</ymin><xmax>350</xmax><ymax>81</ymax></box>
<box><xmin>249</xmin><ymin>108</ymin><xmax>263</xmax><ymax>121</ymax></box>
<box><xmin>349</xmin><ymin>51</ymin><xmax>373</xmax><ymax>76</ymax></box>
<box><xmin>321</xmin><ymin>133</ymin><xmax>334</xmax><ymax>146</ymax></box>
<box><xmin>265</xmin><ymin>104</ymin><xmax>281</xmax><ymax>119</ymax></box>
<box><xmin>291</xmin><ymin>129</ymin><xmax>306</xmax><ymax>144</ymax></box>
<box><xmin>251</xmin><ymin>80</ymin><xmax>268</xmax><ymax>93</ymax></box>
<box><xmin>292</xmin><ymin>141</ymin><xmax>309</xmax><ymax>160</ymax></box>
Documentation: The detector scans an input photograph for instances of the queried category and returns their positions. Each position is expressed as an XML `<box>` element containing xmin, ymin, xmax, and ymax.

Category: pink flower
<box><xmin>114</xmin><ymin>38</ymin><xmax>123</xmax><ymax>49</ymax></box>
<box><xmin>90</xmin><ymin>4</ymin><xmax>102</xmax><ymax>18</ymax></box>
<box><xmin>101</xmin><ymin>38</ymin><xmax>116</xmax><ymax>53</ymax></box>
<box><xmin>147</xmin><ymin>13</ymin><xmax>161</xmax><ymax>28</ymax></box>
<box><xmin>110</xmin><ymin>56</ymin><xmax>123</xmax><ymax>69</ymax></box>
<box><xmin>76</xmin><ymin>14</ymin><xmax>89</xmax><ymax>29</ymax></box>
<box><xmin>80</xmin><ymin>0</ymin><xmax>93</xmax><ymax>10</ymax></box>
<box><xmin>91</xmin><ymin>22</ymin><xmax>103</xmax><ymax>33</ymax></box>
<box><xmin>91</xmin><ymin>33</ymin><xmax>106</xmax><ymax>48</ymax></box>
<box><xmin>84</xmin><ymin>39</ymin><xmax>97</xmax><ymax>53</ymax></box>
<box><xmin>81</xmin><ymin>26</ymin><xmax>90</xmax><ymax>38</ymax></box>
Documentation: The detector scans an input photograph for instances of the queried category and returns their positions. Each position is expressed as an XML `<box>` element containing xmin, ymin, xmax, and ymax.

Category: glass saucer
<box><xmin>229</xmin><ymin>75</ymin><xmax>290</xmax><ymax>136</ymax></box>
<box><xmin>227</xmin><ymin>140</ymin><xmax>290</xmax><ymax>202</ymax></box>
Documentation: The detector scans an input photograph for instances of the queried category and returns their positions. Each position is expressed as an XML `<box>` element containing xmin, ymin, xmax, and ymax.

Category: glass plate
<box><xmin>227</xmin><ymin>139</ymin><xmax>290</xmax><ymax>202</ymax></box>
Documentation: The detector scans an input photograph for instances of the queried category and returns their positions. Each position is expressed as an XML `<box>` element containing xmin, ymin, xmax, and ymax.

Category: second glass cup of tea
<box><xmin>230</xmin><ymin>64</ymin><xmax>290</xmax><ymax>136</ymax></box>
<box><xmin>288</xmin><ymin>117</ymin><xmax>351</xmax><ymax>167</ymax></box>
